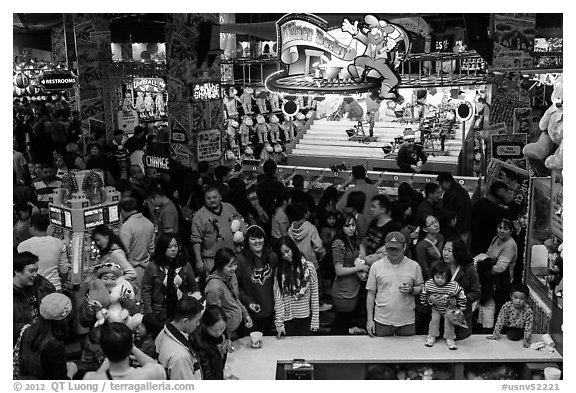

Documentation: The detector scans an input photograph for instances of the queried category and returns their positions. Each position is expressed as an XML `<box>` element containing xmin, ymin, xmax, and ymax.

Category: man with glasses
<box><xmin>366</xmin><ymin>232</ymin><xmax>423</xmax><ymax>337</ymax></box>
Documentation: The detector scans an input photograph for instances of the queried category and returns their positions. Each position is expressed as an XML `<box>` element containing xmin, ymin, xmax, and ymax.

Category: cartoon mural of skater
<box><xmin>341</xmin><ymin>15</ymin><xmax>410</xmax><ymax>99</ymax></box>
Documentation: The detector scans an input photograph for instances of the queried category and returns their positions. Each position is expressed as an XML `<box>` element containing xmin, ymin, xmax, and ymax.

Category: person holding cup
<box><xmin>204</xmin><ymin>248</ymin><xmax>253</xmax><ymax>339</ymax></box>
<box><xmin>366</xmin><ymin>232</ymin><xmax>424</xmax><ymax>337</ymax></box>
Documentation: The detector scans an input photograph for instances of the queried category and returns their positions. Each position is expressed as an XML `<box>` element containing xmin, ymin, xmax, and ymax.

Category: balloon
<box><xmin>26</xmin><ymin>84</ymin><xmax>41</xmax><ymax>96</ymax></box>
<box><xmin>14</xmin><ymin>86</ymin><xmax>26</xmax><ymax>96</ymax></box>
<box><xmin>140</xmin><ymin>51</ymin><xmax>150</xmax><ymax>60</ymax></box>
<box><xmin>147</xmin><ymin>43</ymin><xmax>159</xmax><ymax>54</ymax></box>
<box><xmin>14</xmin><ymin>72</ymin><xmax>30</xmax><ymax>88</ymax></box>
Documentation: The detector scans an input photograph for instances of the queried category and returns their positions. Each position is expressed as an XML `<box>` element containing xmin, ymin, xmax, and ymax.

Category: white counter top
<box><xmin>227</xmin><ymin>335</ymin><xmax>562</xmax><ymax>380</ymax></box>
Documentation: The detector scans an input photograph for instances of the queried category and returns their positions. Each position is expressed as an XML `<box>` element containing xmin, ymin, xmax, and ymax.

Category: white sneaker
<box><xmin>446</xmin><ymin>339</ymin><xmax>457</xmax><ymax>350</ymax></box>
<box><xmin>425</xmin><ymin>335</ymin><xmax>436</xmax><ymax>347</ymax></box>
<box><xmin>348</xmin><ymin>327</ymin><xmax>368</xmax><ymax>335</ymax></box>
<box><xmin>319</xmin><ymin>303</ymin><xmax>333</xmax><ymax>312</ymax></box>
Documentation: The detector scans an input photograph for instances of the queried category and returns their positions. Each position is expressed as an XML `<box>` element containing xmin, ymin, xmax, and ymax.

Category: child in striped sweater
<box><xmin>421</xmin><ymin>262</ymin><xmax>467</xmax><ymax>350</ymax></box>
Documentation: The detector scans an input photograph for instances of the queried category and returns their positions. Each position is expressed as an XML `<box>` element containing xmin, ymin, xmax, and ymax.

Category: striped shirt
<box><xmin>273</xmin><ymin>260</ymin><xmax>319</xmax><ymax>332</ymax></box>
<box><xmin>421</xmin><ymin>279</ymin><xmax>466</xmax><ymax>313</ymax></box>
<box><xmin>32</xmin><ymin>178</ymin><xmax>63</xmax><ymax>213</ymax></box>
<box><xmin>493</xmin><ymin>301</ymin><xmax>534</xmax><ymax>341</ymax></box>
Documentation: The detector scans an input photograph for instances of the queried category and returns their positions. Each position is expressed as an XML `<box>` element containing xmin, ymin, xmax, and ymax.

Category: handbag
<box><xmin>13</xmin><ymin>324</ymin><xmax>30</xmax><ymax>379</ymax></box>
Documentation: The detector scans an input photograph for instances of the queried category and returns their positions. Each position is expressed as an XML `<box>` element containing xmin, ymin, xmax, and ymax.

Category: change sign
<box><xmin>146</xmin><ymin>142</ymin><xmax>171</xmax><ymax>172</ymax></box>
<box><xmin>40</xmin><ymin>71</ymin><xmax>77</xmax><ymax>91</ymax></box>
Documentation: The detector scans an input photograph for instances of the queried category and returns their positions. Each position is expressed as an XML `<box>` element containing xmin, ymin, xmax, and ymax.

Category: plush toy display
<box><xmin>280</xmin><ymin>116</ymin><xmax>295</xmax><ymax>141</ymax></box>
<box><xmin>293</xmin><ymin>111</ymin><xmax>306</xmax><ymax>134</ymax></box>
<box><xmin>241</xmin><ymin>146</ymin><xmax>254</xmax><ymax>161</ymax></box>
<box><xmin>135</xmin><ymin>91</ymin><xmax>145</xmax><ymax>113</ymax></box>
<box><xmin>269</xmin><ymin>114</ymin><xmax>281</xmax><ymax>143</ymax></box>
<box><xmin>261</xmin><ymin>143</ymin><xmax>274</xmax><ymax>162</ymax></box>
<box><xmin>224</xmin><ymin>87</ymin><xmax>242</xmax><ymax>118</ymax></box>
<box><xmin>226</xmin><ymin>119</ymin><xmax>239</xmax><ymax>148</ymax></box>
<box><xmin>144</xmin><ymin>92</ymin><xmax>155</xmax><ymax>118</ymax></box>
<box><xmin>255</xmin><ymin>88</ymin><xmax>269</xmax><ymax>114</ymax></box>
<box><xmin>241</xmin><ymin>86</ymin><xmax>254</xmax><ymax>114</ymax></box>
<box><xmin>121</xmin><ymin>92</ymin><xmax>135</xmax><ymax>113</ymax></box>
<box><xmin>272</xmin><ymin>143</ymin><xmax>287</xmax><ymax>165</ymax></box>
<box><xmin>269</xmin><ymin>93</ymin><xmax>282</xmax><ymax>112</ymax></box>
<box><xmin>155</xmin><ymin>93</ymin><xmax>166</xmax><ymax>117</ymax></box>
<box><xmin>523</xmin><ymin>76</ymin><xmax>563</xmax><ymax>170</ymax></box>
<box><xmin>255</xmin><ymin>113</ymin><xmax>270</xmax><ymax>144</ymax></box>
<box><xmin>238</xmin><ymin>115</ymin><xmax>253</xmax><ymax>146</ymax></box>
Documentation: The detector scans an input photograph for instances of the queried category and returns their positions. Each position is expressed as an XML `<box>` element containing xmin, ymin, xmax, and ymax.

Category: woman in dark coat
<box><xmin>191</xmin><ymin>305</ymin><xmax>231</xmax><ymax>380</ymax></box>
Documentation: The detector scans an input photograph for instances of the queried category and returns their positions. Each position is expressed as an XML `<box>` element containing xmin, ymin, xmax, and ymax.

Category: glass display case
<box><xmin>524</xmin><ymin>175</ymin><xmax>563</xmax><ymax>353</ymax></box>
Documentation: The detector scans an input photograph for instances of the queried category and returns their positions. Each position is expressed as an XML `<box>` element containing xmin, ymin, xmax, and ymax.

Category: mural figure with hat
<box><xmin>341</xmin><ymin>15</ymin><xmax>410</xmax><ymax>100</ymax></box>
<box><xmin>396</xmin><ymin>128</ymin><xmax>428</xmax><ymax>173</ymax></box>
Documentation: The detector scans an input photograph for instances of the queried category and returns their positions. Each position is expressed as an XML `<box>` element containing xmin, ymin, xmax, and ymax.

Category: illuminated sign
<box><xmin>133</xmin><ymin>78</ymin><xmax>166</xmax><ymax>93</ymax></box>
<box><xmin>40</xmin><ymin>71</ymin><xmax>77</xmax><ymax>91</ymax></box>
<box><xmin>146</xmin><ymin>142</ymin><xmax>171</xmax><ymax>172</ymax></box>
<box><xmin>191</xmin><ymin>82</ymin><xmax>221</xmax><ymax>101</ymax></box>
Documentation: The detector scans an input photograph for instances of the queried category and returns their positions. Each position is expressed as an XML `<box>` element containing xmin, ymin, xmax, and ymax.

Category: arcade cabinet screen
<box><xmin>50</xmin><ymin>206</ymin><xmax>63</xmax><ymax>226</ymax></box>
<box><xmin>84</xmin><ymin>208</ymin><xmax>104</xmax><ymax>229</ymax></box>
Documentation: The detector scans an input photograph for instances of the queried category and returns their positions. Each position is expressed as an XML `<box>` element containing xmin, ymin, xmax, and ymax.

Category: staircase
<box><xmin>288</xmin><ymin>119</ymin><xmax>463</xmax><ymax>173</ymax></box>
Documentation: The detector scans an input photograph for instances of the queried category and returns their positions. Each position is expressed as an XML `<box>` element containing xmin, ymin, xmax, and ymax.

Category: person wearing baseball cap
<box><xmin>396</xmin><ymin>128</ymin><xmax>428</xmax><ymax>173</ymax></box>
<box><xmin>365</xmin><ymin>231</ymin><xmax>424</xmax><ymax>337</ymax></box>
<box><xmin>18</xmin><ymin>293</ymin><xmax>78</xmax><ymax>380</ymax></box>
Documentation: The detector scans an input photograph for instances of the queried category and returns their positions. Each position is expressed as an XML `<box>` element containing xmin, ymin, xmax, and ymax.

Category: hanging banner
<box><xmin>196</xmin><ymin>129</ymin><xmax>222</xmax><ymax>162</ymax></box>
<box><xmin>492</xmin><ymin>14</ymin><xmax>536</xmax><ymax>69</ymax></box>
<box><xmin>550</xmin><ymin>170</ymin><xmax>562</xmax><ymax>238</ymax></box>
<box><xmin>116</xmin><ymin>109</ymin><xmax>139</xmax><ymax>134</ymax></box>
<box><xmin>486</xmin><ymin>158</ymin><xmax>530</xmax><ymax>211</ymax></box>
<box><xmin>491</xmin><ymin>133</ymin><xmax>527</xmax><ymax>169</ymax></box>
<box><xmin>146</xmin><ymin>142</ymin><xmax>171</xmax><ymax>172</ymax></box>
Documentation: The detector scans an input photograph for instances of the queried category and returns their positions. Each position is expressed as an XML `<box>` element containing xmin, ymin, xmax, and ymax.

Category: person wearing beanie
<box><xmin>365</xmin><ymin>231</ymin><xmax>424</xmax><ymax>337</ymax></box>
<box><xmin>396</xmin><ymin>128</ymin><xmax>428</xmax><ymax>173</ymax></box>
<box><xmin>18</xmin><ymin>293</ymin><xmax>78</xmax><ymax>379</ymax></box>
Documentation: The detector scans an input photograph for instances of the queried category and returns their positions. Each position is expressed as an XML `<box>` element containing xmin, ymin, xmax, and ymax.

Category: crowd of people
<box><xmin>14</xmin><ymin>99</ymin><xmax>533</xmax><ymax>380</ymax></box>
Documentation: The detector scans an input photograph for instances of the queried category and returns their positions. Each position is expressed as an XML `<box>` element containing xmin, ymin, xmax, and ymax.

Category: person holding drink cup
<box><xmin>366</xmin><ymin>232</ymin><xmax>424</xmax><ymax>337</ymax></box>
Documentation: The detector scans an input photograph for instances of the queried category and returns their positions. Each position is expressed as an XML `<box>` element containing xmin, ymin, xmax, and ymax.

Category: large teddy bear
<box><xmin>226</xmin><ymin>119</ymin><xmax>239</xmax><ymax>148</ymax></box>
<box><xmin>523</xmin><ymin>76</ymin><xmax>563</xmax><ymax>170</ymax></box>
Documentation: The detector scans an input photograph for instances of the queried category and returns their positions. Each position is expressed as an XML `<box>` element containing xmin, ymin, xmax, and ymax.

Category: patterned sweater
<box><xmin>420</xmin><ymin>279</ymin><xmax>466</xmax><ymax>313</ymax></box>
<box><xmin>273</xmin><ymin>260</ymin><xmax>319</xmax><ymax>331</ymax></box>
<box><xmin>493</xmin><ymin>301</ymin><xmax>534</xmax><ymax>341</ymax></box>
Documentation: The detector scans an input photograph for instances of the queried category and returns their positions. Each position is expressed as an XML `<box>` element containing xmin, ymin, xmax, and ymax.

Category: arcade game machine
<box><xmin>48</xmin><ymin>169</ymin><xmax>121</xmax><ymax>334</ymax></box>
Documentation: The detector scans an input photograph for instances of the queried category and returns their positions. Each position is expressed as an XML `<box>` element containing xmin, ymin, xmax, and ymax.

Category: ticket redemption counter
<box><xmin>228</xmin><ymin>335</ymin><xmax>562</xmax><ymax>380</ymax></box>
<box><xmin>523</xmin><ymin>173</ymin><xmax>563</xmax><ymax>354</ymax></box>
<box><xmin>241</xmin><ymin>163</ymin><xmax>481</xmax><ymax>200</ymax></box>
<box><xmin>48</xmin><ymin>170</ymin><xmax>121</xmax><ymax>334</ymax></box>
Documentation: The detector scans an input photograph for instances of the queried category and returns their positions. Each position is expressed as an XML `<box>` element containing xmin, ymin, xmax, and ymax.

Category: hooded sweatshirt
<box><xmin>288</xmin><ymin>220</ymin><xmax>323</xmax><ymax>270</ymax></box>
<box><xmin>204</xmin><ymin>273</ymin><xmax>247</xmax><ymax>332</ymax></box>
<box><xmin>235</xmin><ymin>250</ymin><xmax>278</xmax><ymax>319</ymax></box>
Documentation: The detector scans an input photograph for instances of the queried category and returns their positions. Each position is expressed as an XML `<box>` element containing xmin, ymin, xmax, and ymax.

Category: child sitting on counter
<box><xmin>487</xmin><ymin>283</ymin><xmax>534</xmax><ymax>348</ymax></box>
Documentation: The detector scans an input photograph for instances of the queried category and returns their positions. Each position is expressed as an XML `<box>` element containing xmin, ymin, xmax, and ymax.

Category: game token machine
<box><xmin>48</xmin><ymin>170</ymin><xmax>121</xmax><ymax>334</ymax></box>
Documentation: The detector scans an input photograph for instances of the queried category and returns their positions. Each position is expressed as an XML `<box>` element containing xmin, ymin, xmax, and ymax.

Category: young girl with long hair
<box><xmin>274</xmin><ymin>236</ymin><xmax>319</xmax><ymax>337</ymax></box>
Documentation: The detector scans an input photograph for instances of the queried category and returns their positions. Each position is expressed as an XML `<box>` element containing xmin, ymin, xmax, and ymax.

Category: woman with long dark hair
<box><xmin>274</xmin><ymin>236</ymin><xmax>319</xmax><ymax>337</ymax></box>
<box><xmin>18</xmin><ymin>293</ymin><xmax>77</xmax><ymax>379</ymax></box>
<box><xmin>191</xmin><ymin>305</ymin><xmax>234</xmax><ymax>380</ymax></box>
<box><xmin>330</xmin><ymin>213</ymin><xmax>370</xmax><ymax>334</ymax></box>
<box><xmin>204</xmin><ymin>247</ymin><xmax>252</xmax><ymax>339</ymax></box>
<box><xmin>441</xmin><ymin>237</ymin><xmax>480</xmax><ymax>340</ymax></box>
<box><xmin>92</xmin><ymin>224</ymin><xmax>137</xmax><ymax>281</ymax></box>
<box><xmin>141</xmin><ymin>234</ymin><xmax>201</xmax><ymax>321</ymax></box>
<box><xmin>235</xmin><ymin>225</ymin><xmax>278</xmax><ymax>335</ymax></box>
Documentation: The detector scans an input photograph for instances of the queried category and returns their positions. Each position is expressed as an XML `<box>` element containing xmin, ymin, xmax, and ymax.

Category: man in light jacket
<box><xmin>155</xmin><ymin>297</ymin><xmax>204</xmax><ymax>380</ymax></box>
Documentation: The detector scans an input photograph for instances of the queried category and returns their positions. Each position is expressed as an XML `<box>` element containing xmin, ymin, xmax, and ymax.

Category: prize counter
<box><xmin>241</xmin><ymin>161</ymin><xmax>481</xmax><ymax>200</ymax></box>
<box><xmin>227</xmin><ymin>335</ymin><xmax>562</xmax><ymax>380</ymax></box>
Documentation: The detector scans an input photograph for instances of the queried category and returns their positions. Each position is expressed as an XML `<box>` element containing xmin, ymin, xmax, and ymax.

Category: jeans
<box><xmin>428</xmin><ymin>308</ymin><xmax>455</xmax><ymax>340</ymax></box>
<box><xmin>375</xmin><ymin>322</ymin><xmax>415</xmax><ymax>337</ymax></box>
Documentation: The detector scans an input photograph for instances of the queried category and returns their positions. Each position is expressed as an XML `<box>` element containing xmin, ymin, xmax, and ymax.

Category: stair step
<box><xmin>291</xmin><ymin>148</ymin><xmax>460</xmax><ymax>162</ymax></box>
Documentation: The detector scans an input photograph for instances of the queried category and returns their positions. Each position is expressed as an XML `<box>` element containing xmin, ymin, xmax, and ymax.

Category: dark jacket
<box><xmin>20</xmin><ymin>331</ymin><xmax>68</xmax><ymax>379</ymax></box>
<box><xmin>191</xmin><ymin>325</ymin><xmax>228</xmax><ymax>380</ymax></box>
<box><xmin>442</xmin><ymin>182</ymin><xmax>472</xmax><ymax>235</ymax></box>
<box><xmin>453</xmin><ymin>261</ymin><xmax>481</xmax><ymax>340</ymax></box>
<box><xmin>141</xmin><ymin>261</ymin><xmax>200</xmax><ymax>319</ymax></box>
<box><xmin>235</xmin><ymin>249</ymin><xmax>278</xmax><ymax>319</ymax></box>
<box><xmin>396</xmin><ymin>143</ymin><xmax>427</xmax><ymax>172</ymax></box>
<box><xmin>256</xmin><ymin>175</ymin><xmax>287</xmax><ymax>217</ymax></box>
<box><xmin>13</xmin><ymin>276</ymin><xmax>55</xmax><ymax>345</ymax></box>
